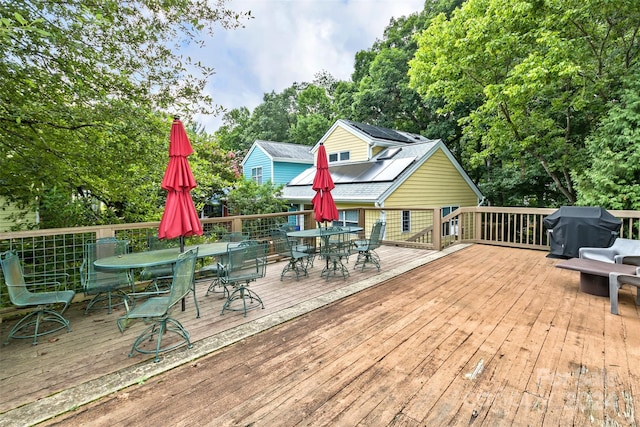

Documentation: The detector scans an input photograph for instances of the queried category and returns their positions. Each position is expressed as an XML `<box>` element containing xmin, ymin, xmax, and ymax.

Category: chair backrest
<box><xmin>166</xmin><ymin>248</ymin><xmax>198</xmax><ymax>309</ymax></box>
<box><xmin>226</xmin><ymin>241</ymin><xmax>268</xmax><ymax>283</ymax></box>
<box><xmin>368</xmin><ymin>221</ymin><xmax>386</xmax><ymax>250</ymax></box>
<box><xmin>0</xmin><ymin>250</ymin><xmax>29</xmax><ymax>303</ymax></box>
<box><xmin>270</xmin><ymin>229</ymin><xmax>293</xmax><ymax>257</ymax></box>
<box><xmin>221</xmin><ymin>232</ymin><xmax>250</xmax><ymax>242</ymax></box>
<box><xmin>320</xmin><ymin>229</ymin><xmax>351</xmax><ymax>257</ymax></box>
<box><xmin>147</xmin><ymin>235</ymin><xmax>177</xmax><ymax>250</ymax></box>
<box><xmin>81</xmin><ymin>238</ymin><xmax>130</xmax><ymax>292</ymax></box>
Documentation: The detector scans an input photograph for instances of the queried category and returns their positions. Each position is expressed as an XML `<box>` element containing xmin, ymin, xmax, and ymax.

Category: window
<box><xmin>402</xmin><ymin>210</ymin><xmax>411</xmax><ymax>232</ymax></box>
<box><xmin>442</xmin><ymin>205</ymin><xmax>459</xmax><ymax>236</ymax></box>
<box><xmin>328</xmin><ymin>151</ymin><xmax>350</xmax><ymax>163</ymax></box>
<box><xmin>251</xmin><ymin>167</ymin><xmax>263</xmax><ymax>184</ymax></box>
<box><xmin>332</xmin><ymin>210</ymin><xmax>358</xmax><ymax>227</ymax></box>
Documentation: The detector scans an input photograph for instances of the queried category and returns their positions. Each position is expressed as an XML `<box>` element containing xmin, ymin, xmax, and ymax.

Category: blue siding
<box><xmin>243</xmin><ymin>148</ymin><xmax>272</xmax><ymax>183</ymax></box>
<box><xmin>243</xmin><ymin>145</ymin><xmax>312</xmax><ymax>185</ymax></box>
<box><xmin>274</xmin><ymin>162</ymin><xmax>312</xmax><ymax>185</ymax></box>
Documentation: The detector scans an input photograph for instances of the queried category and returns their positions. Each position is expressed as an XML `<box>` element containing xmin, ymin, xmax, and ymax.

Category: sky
<box><xmin>193</xmin><ymin>0</ymin><xmax>425</xmax><ymax>133</ymax></box>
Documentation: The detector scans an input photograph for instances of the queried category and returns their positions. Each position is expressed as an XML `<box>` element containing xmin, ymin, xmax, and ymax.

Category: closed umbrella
<box><xmin>158</xmin><ymin>117</ymin><xmax>203</xmax><ymax>252</ymax></box>
<box><xmin>312</xmin><ymin>143</ymin><xmax>339</xmax><ymax>225</ymax></box>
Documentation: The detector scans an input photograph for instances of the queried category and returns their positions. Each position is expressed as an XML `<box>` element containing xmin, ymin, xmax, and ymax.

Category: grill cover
<box><xmin>544</xmin><ymin>206</ymin><xmax>621</xmax><ymax>258</ymax></box>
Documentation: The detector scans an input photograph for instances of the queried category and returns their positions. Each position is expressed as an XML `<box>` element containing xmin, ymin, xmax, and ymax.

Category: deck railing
<box><xmin>1</xmin><ymin>207</ymin><xmax>639</xmax><ymax>310</ymax></box>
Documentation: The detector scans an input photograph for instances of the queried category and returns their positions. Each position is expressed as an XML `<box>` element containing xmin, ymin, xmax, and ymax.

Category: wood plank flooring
<box><xmin>3</xmin><ymin>244</ymin><xmax>640</xmax><ymax>426</ymax></box>
<box><xmin>0</xmin><ymin>244</ymin><xmax>438</xmax><ymax>422</ymax></box>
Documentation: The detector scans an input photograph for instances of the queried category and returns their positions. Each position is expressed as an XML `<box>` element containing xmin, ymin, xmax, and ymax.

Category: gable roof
<box><xmin>284</xmin><ymin>140</ymin><xmax>483</xmax><ymax>204</ymax></box>
<box><xmin>313</xmin><ymin>119</ymin><xmax>432</xmax><ymax>153</ymax></box>
<box><xmin>241</xmin><ymin>140</ymin><xmax>314</xmax><ymax>166</ymax></box>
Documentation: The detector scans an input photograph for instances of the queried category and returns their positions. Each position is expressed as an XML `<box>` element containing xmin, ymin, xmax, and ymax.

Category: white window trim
<box><xmin>402</xmin><ymin>210</ymin><xmax>411</xmax><ymax>232</ymax></box>
<box><xmin>328</xmin><ymin>151</ymin><xmax>350</xmax><ymax>163</ymax></box>
<box><xmin>251</xmin><ymin>166</ymin><xmax>263</xmax><ymax>184</ymax></box>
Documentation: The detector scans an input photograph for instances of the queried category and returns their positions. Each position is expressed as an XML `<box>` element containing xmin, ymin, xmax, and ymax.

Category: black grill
<box><xmin>543</xmin><ymin>206</ymin><xmax>621</xmax><ymax>259</ymax></box>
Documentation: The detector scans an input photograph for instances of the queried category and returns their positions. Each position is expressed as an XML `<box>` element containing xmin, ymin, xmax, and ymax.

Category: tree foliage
<box><xmin>214</xmin><ymin>72</ymin><xmax>339</xmax><ymax>151</ymax></box>
<box><xmin>1</xmin><ymin>0</ymin><xmax>249</xmax><ymax>227</ymax></box>
<box><xmin>409</xmin><ymin>0</ymin><xmax>640</xmax><ymax>206</ymax></box>
<box><xmin>226</xmin><ymin>180</ymin><xmax>288</xmax><ymax>216</ymax></box>
<box><xmin>574</xmin><ymin>75</ymin><xmax>640</xmax><ymax>210</ymax></box>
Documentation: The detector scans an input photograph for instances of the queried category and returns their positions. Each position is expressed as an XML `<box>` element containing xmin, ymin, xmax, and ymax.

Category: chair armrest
<box><xmin>579</xmin><ymin>247</ymin><xmax>616</xmax><ymax>262</ymax></box>
<box><xmin>23</xmin><ymin>271</ymin><xmax>69</xmax><ymax>291</ymax></box>
<box><xmin>610</xmin><ymin>271</ymin><xmax>640</xmax><ymax>286</ymax></box>
<box><xmin>615</xmin><ymin>255</ymin><xmax>640</xmax><ymax>266</ymax></box>
<box><xmin>352</xmin><ymin>239</ymin><xmax>368</xmax><ymax>248</ymax></box>
<box><xmin>22</xmin><ymin>280</ymin><xmax>64</xmax><ymax>292</ymax></box>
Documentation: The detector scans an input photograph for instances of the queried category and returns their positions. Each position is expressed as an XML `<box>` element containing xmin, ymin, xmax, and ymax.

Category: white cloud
<box><xmin>193</xmin><ymin>0</ymin><xmax>424</xmax><ymax>132</ymax></box>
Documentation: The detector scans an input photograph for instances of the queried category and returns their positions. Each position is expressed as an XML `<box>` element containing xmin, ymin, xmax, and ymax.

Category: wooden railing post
<box><xmin>433</xmin><ymin>208</ymin><xmax>442</xmax><ymax>250</ymax></box>
<box><xmin>231</xmin><ymin>217</ymin><xmax>242</xmax><ymax>233</ymax></box>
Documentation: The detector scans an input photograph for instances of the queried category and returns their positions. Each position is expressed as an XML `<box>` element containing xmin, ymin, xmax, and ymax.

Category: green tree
<box><xmin>226</xmin><ymin>180</ymin><xmax>288</xmax><ymax>216</ymax></box>
<box><xmin>216</xmin><ymin>72</ymin><xmax>342</xmax><ymax>151</ymax></box>
<box><xmin>409</xmin><ymin>0</ymin><xmax>640</xmax><ymax>206</ymax></box>
<box><xmin>289</xmin><ymin>81</ymin><xmax>337</xmax><ymax>145</ymax></box>
<box><xmin>215</xmin><ymin>107</ymin><xmax>252</xmax><ymax>151</ymax></box>
<box><xmin>243</xmin><ymin>88</ymin><xmax>299</xmax><ymax>145</ymax></box>
<box><xmin>187</xmin><ymin>123</ymin><xmax>239</xmax><ymax>217</ymax></box>
<box><xmin>0</xmin><ymin>1</ymin><xmax>249</xmax><ymax>227</ymax></box>
<box><xmin>574</xmin><ymin>76</ymin><xmax>640</xmax><ymax>210</ymax></box>
<box><xmin>349</xmin><ymin>1</ymin><xmax>468</xmax><ymax>165</ymax></box>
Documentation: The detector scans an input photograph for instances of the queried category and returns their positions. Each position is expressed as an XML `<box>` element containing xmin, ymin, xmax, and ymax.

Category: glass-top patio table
<box><xmin>94</xmin><ymin>242</ymin><xmax>235</xmax><ymax>318</ymax></box>
<box><xmin>286</xmin><ymin>225</ymin><xmax>363</xmax><ymax>239</ymax></box>
<box><xmin>287</xmin><ymin>226</ymin><xmax>363</xmax><ymax>278</ymax></box>
<box><xmin>93</xmin><ymin>242</ymin><xmax>232</xmax><ymax>271</ymax></box>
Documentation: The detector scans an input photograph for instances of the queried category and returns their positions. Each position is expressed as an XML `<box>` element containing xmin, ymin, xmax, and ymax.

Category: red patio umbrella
<box><xmin>158</xmin><ymin>117</ymin><xmax>203</xmax><ymax>251</ymax></box>
<box><xmin>312</xmin><ymin>143</ymin><xmax>339</xmax><ymax>225</ymax></box>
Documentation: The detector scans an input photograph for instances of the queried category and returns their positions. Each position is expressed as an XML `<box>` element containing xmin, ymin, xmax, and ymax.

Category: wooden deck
<box><xmin>2</xmin><ymin>244</ymin><xmax>640</xmax><ymax>426</ymax></box>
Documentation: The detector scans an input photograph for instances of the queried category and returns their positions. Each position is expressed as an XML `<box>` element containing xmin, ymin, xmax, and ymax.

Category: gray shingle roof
<box><xmin>256</xmin><ymin>140</ymin><xmax>314</xmax><ymax>162</ymax></box>
<box><xmin>341</xmin><ymin>120</ymin><xmax>432</xmax><ymax>145</ymax></box>
<box><xmin>282</xmin><ymin>141</ymin><xmax>440</xmax><ymax>204</ymax></box>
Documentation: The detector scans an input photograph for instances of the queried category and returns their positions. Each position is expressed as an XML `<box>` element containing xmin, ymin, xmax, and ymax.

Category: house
<box><xmin>241</xmin><ymin>140</ymin><xmax>314</xmax><ymax>185</ymax></box>
<box><xmin>0</xmin><ymin>197</ymin><xmax>38</xmax><ymax>232</ymax></box>
<box><xmin>281</xmin><ymin>119</ymin><xmax>484</xmax><ymax>233</ymax></box>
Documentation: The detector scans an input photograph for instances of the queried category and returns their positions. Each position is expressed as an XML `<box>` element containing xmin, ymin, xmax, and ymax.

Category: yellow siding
<box><xmin>372</xmin><ymin>146</ymin><xmax>385</xmax><ymax>157</ymax></box>
<box><xmin>385</xmin><ymin>149</ymin><xmax>479</xmax><ymax>207</ymax></box>
<box><xmin>321</xmin><ymin>126</ymin><xmax>369</xmax><ymax>162</ymax></box>
<box><xmin>335</xmin><ymin>202</ymin><xmax>372</xmax><ymax>210</ymax></box>
<box><xmin>0</xmin><ymin>197</ymin><xmax>37</xmax><ymax>232</ymax></box>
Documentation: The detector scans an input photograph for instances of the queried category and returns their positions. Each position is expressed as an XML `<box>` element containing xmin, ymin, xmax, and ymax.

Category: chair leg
<box><xmin>85</xmin><ymin>289</ymin><xmax>128</xmax><ymax>314</ymax></box>
<box><xmin>609</xmin><ymin>276</ymin><xmax>621</xmax><ymax>315</ymax></box>
<box><xmin>221</xmin><ymin>284</ymin><xmax>264</xmax><ymax>317</ymax></box>
<box><xmin>281</xmin><ymin>258</ymin><xmax>308</xmax><ymax>281</ymax></box>
<box><xmin>206</xmin><ymin>277</ymin><xmax>230</xmax><ymax>298</ymax></box>
<box><xmin>129</xmin><ymin>317</ymin><xmax>192</xmax><ymax>363</ymax></box>
<box><xmin>192</xmin><ymin>283</ymin><xmax>200</xmax><ymax>318</ymax></box>
<box><xmin>354</xmin><ymin>250</ymin><xmax>381</xmax><ymax>272</ymax></box>
<box><xmin>321</xmin><ymin>256</ymin><xmax>349</xmax><ymax>280</ymax></box>
<box><xmin>6</xmin><ymin>308</ymin><xmax>71</xmax><ymax>345</ymax></box>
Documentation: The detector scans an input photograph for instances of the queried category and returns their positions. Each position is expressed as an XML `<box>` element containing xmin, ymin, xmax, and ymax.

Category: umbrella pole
<box><xmin>180</xmin><ymin>235</ymin><xmax>186</xmax><ymax>311</ymax></box>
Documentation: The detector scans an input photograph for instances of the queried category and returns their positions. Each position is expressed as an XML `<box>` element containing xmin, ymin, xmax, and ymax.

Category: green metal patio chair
<box><xmin>218</xmin><ymin>241</ymin><xmax>268</xmax><ymax>316</ymax></box>
<box><xmin>117</xmin><ymin>248</ymin><xmax>198</xmax><ymax>363</ymax></box>
<box><xmin>138</xmin><ymin>236</ymin><xmax>176</xmax><ymax>295</ymax></box>
<box><xmin>0</xmin><ymin>250</ymin><xmax>75</xmax><ymax>345</ymax></box>
<box><xmin>80</xmin><ymin>238</ymin><xmax>132</xmax><ymax>314</ymax></box>
<box><xmin>201</xmin><ymin>232</ymin><xmax>249</xmax><ymax>295</ymax></box>
<box><xmin>278</xmin><ymin>224</ymin><xmax>316</xmax><ymax>267</ymax></box>
<box><xmin>271</xmin><ymin>229</ymin><xmax>309</xmax><ymax>281</ymax></box>
<box><xmin>320</xmin><ymin>227</ymin><xmax>351</xmax><ymax>280</ymax></box>
<box><xmin>353</xmin><ymin>221</ymin><xmax>386</xmax><ymax>271</ymax></box>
